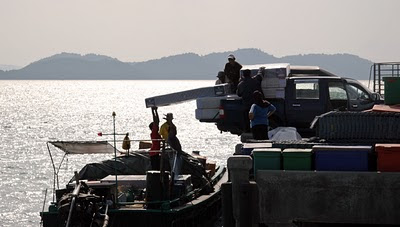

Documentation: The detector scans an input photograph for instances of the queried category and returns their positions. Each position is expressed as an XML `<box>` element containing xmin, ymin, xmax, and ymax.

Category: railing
<box><xmin>370</xmin><ymin>62</ymin><xmax>400</xmax><ymax>97</ymax></box>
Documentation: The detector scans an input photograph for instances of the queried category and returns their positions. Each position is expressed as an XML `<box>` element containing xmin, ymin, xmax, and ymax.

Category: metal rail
<box><xmin>65</xmin><ymin>172</ymin><xmax>81</xmax><ymax>227</ymax></box>
<box><xmin>370</xmin><ymin>62</ymin><xmax>400</xmax><ymax>97</ymax></box>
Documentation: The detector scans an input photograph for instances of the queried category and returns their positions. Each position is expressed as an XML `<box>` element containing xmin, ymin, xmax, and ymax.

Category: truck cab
<box><xmin>209</xmin><ymin>64</ymin><xmax>383</xmax><ymax>136</ymax></box>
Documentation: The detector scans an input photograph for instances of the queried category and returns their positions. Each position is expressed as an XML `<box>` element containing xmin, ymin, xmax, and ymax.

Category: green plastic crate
<box><xmin>383</xmin><ymin>77</ymin><xmax>400</xmax><ymax>105</ymax></box>
<box><xmin>282</xmin><ymin>148</ymin><xmax>312</xmax><ymax>170</ymax></box>
<box><xmin>253</xmin><ymin>148</ymin><xmax>282</xmax><ymax>176</ymax></box>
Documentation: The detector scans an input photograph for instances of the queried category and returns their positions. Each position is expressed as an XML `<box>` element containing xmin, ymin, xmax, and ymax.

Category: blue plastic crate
<box><xmin>313</xmin><ymin>145</ymin><xmax>371</xmax><ymax>171</ymax></box>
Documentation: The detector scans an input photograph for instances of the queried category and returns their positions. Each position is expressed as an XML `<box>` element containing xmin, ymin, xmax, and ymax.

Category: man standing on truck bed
<box><xmin>237</xmin><ymin>69</ymin><xmax>262</xmax><ymax>132</ymax></box>
<box><xmin>224</xmin><ymin>54</ymin><xmax>242</xmax><ymax>92</ymax></box>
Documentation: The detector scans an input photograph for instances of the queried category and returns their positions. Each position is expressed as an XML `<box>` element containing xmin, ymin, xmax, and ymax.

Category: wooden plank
<box><xmin>145</xmin><ymin>84</ymin><xmax>232</xmax><ymax>108</ymax></box>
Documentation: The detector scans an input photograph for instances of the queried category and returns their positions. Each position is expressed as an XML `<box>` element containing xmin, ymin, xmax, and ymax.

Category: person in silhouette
<box><xmin>122</xmin><ymin>133</ymin><xmax>131</xmax><ymax>156</ymax></box>
<box><xmin>215</xmin><ymin>71</ymin><xmax>226</xmax><ymax>85</ymax></box>
<box><xmin>224</xmin><ymin>54</ymin><xmax>242</xmax><ymax>92</ymax></box>
<box><xmin>160</xmin><ymin>113</ymin><xmax>173</xmax><ymax>141</ymax></box>
<box><xmin>237</xmin><ymin>69</ymin><xmax>262</xmax><ymax>132</ymax></box>
<box><xmin>160</xmin><ymin>113</ymin><xmax>182</xmax><ymax>178</ymax></box>
<box><xmin>249</xmin><ymin>90</ymin><xmax>276</xmax><ymax>140</ymax></box>
<box><xmin>149</xmin><ymin>107</ymin><xmax>162</xmax><ymax>170</ymax></box>
<box><xmin>253</xmin><ymin>66</ymin><xmax>265</xmax><ymax>84</ymax></box>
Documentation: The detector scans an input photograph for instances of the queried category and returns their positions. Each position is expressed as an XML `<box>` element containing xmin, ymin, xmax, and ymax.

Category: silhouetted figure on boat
<box><xmin>159</xmin><ymin>112</ymin><xmax>183</xmax><ymax>178</ymax></box>
<box><xmin>122</xmin><ymin>133</ymin><xmax>131</xmax><ymax>155</ymax></box>
<box><xmin>149</xmin><ymin>107</ymin><xmax>162</xmax><ymax>170</ymax></box>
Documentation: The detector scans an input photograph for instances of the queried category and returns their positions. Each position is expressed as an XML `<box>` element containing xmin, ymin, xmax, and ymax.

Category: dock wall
<box><xmin>256</xmin><ymin>170</ymin><xmax>400</xmax><ymax>226</ymax></box>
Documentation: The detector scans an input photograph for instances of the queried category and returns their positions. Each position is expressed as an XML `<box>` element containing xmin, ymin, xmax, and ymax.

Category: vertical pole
<box><xmin>378</xmin><ymin>64</ymin><xmax>381</xmax><ymax>95</ymax></box>
<box><xmin>222</xmin><ymin>182</ymin><xmax>235</xmax><ymax>227</ymax></box>
<box><xmin>160</xmin><ymin>140</ymin><xmax>165</xmax><ymax>200</ymax></box>
<box><xmin>41</xmin><ymin>188</ymin><xmax>48</xmax><ymax>213</ymax></box>
<box><xmin>392</xmin><ymin>64</ymin><xmax>394</xmax><ymax>78</ymax></box>
<box><xmin>373</xmin><ymin>64</ymin><xmax>376</xmax><ymax>93</ymax></box>
<box><xmin>46</xmin><ymin>142</ymin><xmax>57</xmax><ymax>202</ymax></box>
<box><xmin>112</xmin><ymin>112</ymin><xmax>118</xmax><ymax>205</ymax></box>
<box><xmin>227</xmin><ymin>155</ymin><xmax>255</xmax><ymax>227</ymax></box>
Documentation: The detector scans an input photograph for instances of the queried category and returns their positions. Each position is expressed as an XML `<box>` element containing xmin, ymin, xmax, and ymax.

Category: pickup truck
<box><xmin>196</xmin><ymin>64</ymin><xmax>383</xmax><ymax>136</ymax></box>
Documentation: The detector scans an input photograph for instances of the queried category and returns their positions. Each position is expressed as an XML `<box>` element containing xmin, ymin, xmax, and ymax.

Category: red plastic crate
<box><xmin>376</xmin><ymin>144</ymin><xmax>400</xmax><ymax>172</ymax></box>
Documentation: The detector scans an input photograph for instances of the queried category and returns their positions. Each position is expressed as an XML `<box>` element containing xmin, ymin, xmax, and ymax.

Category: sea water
<box><xmin>0</xmin><ymin>80</ymin><xmax>239</xmax><ymax>226</ymax></box>
<box><xmin>0</xmin><ymin>80</ymin><xmax>371</xmax><ymax>226</ymax></box>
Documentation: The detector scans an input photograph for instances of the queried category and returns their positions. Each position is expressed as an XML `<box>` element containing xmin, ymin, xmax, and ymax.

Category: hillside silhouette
<box><xmin>0</xmin><ymin>49</ymin><xmax>373</xmax><ymax>80</ymax></box>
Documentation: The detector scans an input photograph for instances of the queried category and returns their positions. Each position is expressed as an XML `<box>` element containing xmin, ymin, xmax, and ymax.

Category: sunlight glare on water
<box><xmin>0</xmin><ymin>80</ymin><xmax>239</xmax><ymax>226</ymax></box>
<box><xmin>0</xmin><ymin>79</ymin><xmax>372</xmax><ymax>226</ymax></box>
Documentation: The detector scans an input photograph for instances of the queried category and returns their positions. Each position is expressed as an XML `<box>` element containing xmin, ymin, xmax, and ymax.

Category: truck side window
<box><xmin>294</xmin><ymin>79</ymin><xmax>319</xmax><ymax>99</ymax></box>
<box><xmin>329</xmin><ymin>82</ymin><xmax>347</xmax><ymax>100</ymax></box>
<box><xmin>346</xmin><ymin>84</ymin><xmax>369</xmax><ymax>100</ymax></box>
<box><xmin>328</xmin><ymin>81</ymin><xmax>348</xmax><ymax>110</ymax></box>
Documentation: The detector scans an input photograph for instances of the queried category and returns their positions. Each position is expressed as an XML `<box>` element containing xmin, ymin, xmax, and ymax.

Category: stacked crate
<box><xmin>252</xmin><ymin>143</ymin><xmax>400</xmax><ymax>173</ymax></box>
<box><xmin>253</xmin><ymin>148</ymin><xmax>281</xmax><ymax>178</ymax></box>
<box><xmin>375</xmin><ymin>144</ymin><xmax>400</xmax><ymax>172</ymax></box>
<box><xmin>282</xmin><ymin>148</ymin><xmax>313</xmax><ymax>171</ymax></box>
<box><xmin>312</xmin><ymin>145</ymin><xmax>370</xmax><ymax>171</ymax></box>
<box><xmin>261</xmin><ymin>67</ymin><xmax>288</xmax><ymax>99</ymax></box>
<box><xmin>195</xmin><ymin>94</ymin><xmax>240</xmax><ymax>122</ymax></box>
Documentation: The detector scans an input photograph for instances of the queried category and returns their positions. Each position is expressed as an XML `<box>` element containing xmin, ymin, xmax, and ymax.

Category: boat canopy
<box><xmin>70</xmin><ymin>154</ymin><xmax>151</xmax><ymax>183</ymax></box>
<box><xmin>68</xmin><ymin>150</ymin><xmax>212</xmax><ymax>191</ymax></box>
<box><xmin>48</xmin><ymin>141</ymin><xmax>212</xmax><ymax>192</ymax></box>
<box><xmin>49</xmin><ymin>141</ymin><xmax>118</xmax><ymax>154</ymax></box>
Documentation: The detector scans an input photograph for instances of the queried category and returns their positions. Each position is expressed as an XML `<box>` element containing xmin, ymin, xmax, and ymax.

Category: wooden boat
<box><xmin>40</xmin><ymin>141</ymin><xmax>227</xmax><ymax>227</ymax></box>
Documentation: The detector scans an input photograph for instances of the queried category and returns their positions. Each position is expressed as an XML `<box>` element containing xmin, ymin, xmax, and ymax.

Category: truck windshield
<box><xmin>346</xmin><ymin>83</ymin><xmax>370</xmax><ymax>100</ymax></box>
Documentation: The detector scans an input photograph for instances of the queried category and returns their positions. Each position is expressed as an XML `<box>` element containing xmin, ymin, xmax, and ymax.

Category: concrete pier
<box><xmin>226</xmin><ymin>155</ymin><xmax>400</xmax><ymax>226</ymax></box>
<box><xmin>227</xmin><ymin>156</ymin><xmax>258</xmax><ymax>227</ymax></box>
<box><xmin>257</xmin><ymin>170</ymin><xmax>400</xmax><ymax>226</ymax></box>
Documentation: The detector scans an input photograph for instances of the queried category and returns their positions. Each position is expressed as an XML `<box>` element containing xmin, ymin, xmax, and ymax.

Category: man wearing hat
<box><xmin>160</xmin><ymin>112</ymin><xmax>173</xmax><ymax>141</ymax></box>
<box><xmin>215</xmin><ymin>71</ymin><xmax>226</xmax><ymax>85</ymax></box>
<box><xmin>224</xmin><ymin>54</ymin><xmax>242</xmax><ymax>92</ymax></box>
<box><xmin>159</xmin><ymin>112</ymin><xmax>183</xmax><ymax>178</ymax></box>
<box><xmin>160</xmin><ymin>112</ymin><xmax>182</xmax><ymax>152</ymax></box>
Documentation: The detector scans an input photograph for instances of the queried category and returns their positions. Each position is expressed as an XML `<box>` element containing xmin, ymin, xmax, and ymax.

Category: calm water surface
<box><xmin>0</xmin><ymin>80</ymin><xmax>239</xmax><ymax>226</ymax></box>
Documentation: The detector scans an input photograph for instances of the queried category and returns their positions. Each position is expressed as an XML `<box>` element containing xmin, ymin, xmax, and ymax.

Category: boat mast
<box><xmin>112</xmin><ymin>112</ymin><xmax>118</xmax><ymax>205</ymax></box>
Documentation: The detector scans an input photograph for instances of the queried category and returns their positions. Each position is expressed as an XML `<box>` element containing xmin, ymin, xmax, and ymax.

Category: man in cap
<box><xmin>224</xmin><ymin>54</ymin><xmax>242</xmax><ymax>92</ymax></box>
<box><xmin>215</xmin><ymin>71</ymin><xmax>226</xmax><ymax>85</ymax></box>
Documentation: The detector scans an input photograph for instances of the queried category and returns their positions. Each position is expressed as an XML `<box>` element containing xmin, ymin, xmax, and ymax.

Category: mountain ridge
<box><xmin>0</xmin><ymin>49</ymin><xmax>373</xmax><ymax>80</ymax></box>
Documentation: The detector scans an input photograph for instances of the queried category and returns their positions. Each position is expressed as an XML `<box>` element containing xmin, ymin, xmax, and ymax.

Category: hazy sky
<box><xmin>1</xmin><ymin>0</ymin><xmax>399</xmax><ymax>66</ymax></box>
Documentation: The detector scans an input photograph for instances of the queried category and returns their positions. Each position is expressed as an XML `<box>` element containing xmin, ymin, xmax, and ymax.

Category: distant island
<box><xmin>0</xmin><ymin>48</ymin><xmax>373</xmax><ymax>80</ymax></box>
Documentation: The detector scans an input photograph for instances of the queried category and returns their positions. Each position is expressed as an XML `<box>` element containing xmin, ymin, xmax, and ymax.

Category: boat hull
<box><xmin>41</xmin><ymin>168</ymin><xmax>227</xmax><ymax>227</ymax></box>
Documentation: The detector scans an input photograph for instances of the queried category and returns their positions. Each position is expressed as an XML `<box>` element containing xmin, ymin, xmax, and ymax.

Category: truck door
<box><xmin>285</xmin><ymin>79</ymin><xmax>327</xmax><ymax>128</ymax></box>
<box><xmin>328</xmin><ymin>80</ymin><xmax>349</xmax><ymax>111</ymax></box>
<box><xmin>345</xmin><ymin>82</ymin><xmax>375</xmax><ymax>111</ymax></box>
